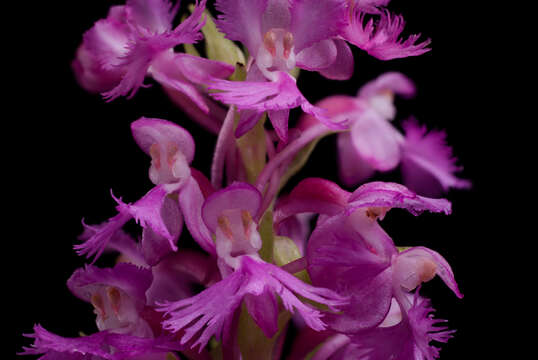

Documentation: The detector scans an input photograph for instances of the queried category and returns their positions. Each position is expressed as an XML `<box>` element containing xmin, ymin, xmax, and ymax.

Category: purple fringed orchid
<box><xmin>275</xmin><ymin>179</ymin><xmax>462</xmax><ymax>359</ymax></box>
<box><xmin>300</xmin><ymin>72</ymin><xmax>470</xmax><ymax>196</ymax></box>
<box><xmin>67</xmin><ymin>263</ymin><xmax>155</xmax><ymax>337</ymax></box>
<box><xmin>76</xmin><ymin>117</ymin><xmax>216</xmax><ymax>264</ymax></box>
<box><xmin>72</xmin><ymin>0</ymin><xmax>234</xmax><ymax>114</ymax></box>
<box><xmin>207</xmin><ymin>0</ymin><xmax>354</xmax><ymax>141</ymax></box>
<box><xmin>158</xmin><ymin>182</ymin><xmax>348</xmax><ymax>352</ymax></box>
<box><xmin>20</xmin><ymin>263</ymin><xmax>184</xmax><ymax>360</ymax></box>
<box><xmin>341</xmin><ymin>0</ymin><xmax>431</xmax><ymax>60</ymax></box>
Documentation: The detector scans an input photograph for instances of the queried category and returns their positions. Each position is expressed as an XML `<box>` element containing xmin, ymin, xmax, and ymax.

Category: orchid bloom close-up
<box><xmin>73</xmin><ymin>0</ymin><xmax>234</xmax><ymax>114</ymax></box>
<box><xmin>300</xmin><ymin>72</ymin><xmax>471</xmax><ymax>196</ymax></box>
<box><xmin>19</xmin><ymin>0</ymin><xmax>472</xmax><ymax>359</ymax></box>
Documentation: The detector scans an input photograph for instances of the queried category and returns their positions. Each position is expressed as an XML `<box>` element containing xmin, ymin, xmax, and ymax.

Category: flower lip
<box><xmin>202</xmin><ymin>182</ymin><xmax>263</xmax><ymax>233</ymax></box>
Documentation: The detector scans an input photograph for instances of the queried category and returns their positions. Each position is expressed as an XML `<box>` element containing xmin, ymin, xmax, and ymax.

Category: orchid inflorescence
<box><xmin>20</xmin><ymin>1</ymin><xmax>469</xmax><ymax>359</ymax></box>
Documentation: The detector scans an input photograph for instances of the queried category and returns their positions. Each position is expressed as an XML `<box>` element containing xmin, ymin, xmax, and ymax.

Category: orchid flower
<box><xmin>75</xmin><ymin>117</ymin><xmax>216</xmax><ymax>264</ymax></box>
<box><xmin>300</xmin><ymin>72</ymin><xmax>470</xmax><ymax>196</ymax></box>
<box><xmin>275</xmin><ymin>179</ymin><xmax>462</xmax><ymax>358</ymax></box>
<box><xmin>72</xmin><ymin>0</ymin><xmax>234</xmax><ymax>115</ymax></box>
<box><xmin>206</xmin><ymin>0</ymin><xmax>354</xmax><ymax>141</ymax></box>
<box><xmin>20</xmin><ymin>263</ymin><xmax>183</xmax><ymax>360</ymax></box>
<box><xmin>158</xmin><ymin>182</ymin><xmax>348</xmax><ymax>352</ymax></box>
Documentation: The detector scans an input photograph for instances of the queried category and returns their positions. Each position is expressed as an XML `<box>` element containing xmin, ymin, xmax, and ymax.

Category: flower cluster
<box><xmin>20</xmin><ymin>1</ymin><xmax>468</xmax><ymax>359</ymax></box>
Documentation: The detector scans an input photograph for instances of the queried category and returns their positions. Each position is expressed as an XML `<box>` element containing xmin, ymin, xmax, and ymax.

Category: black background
<box><xmin>14</xmin><ymin>1</ymin><xmax>497</xmax><ymax>358</ymax></box>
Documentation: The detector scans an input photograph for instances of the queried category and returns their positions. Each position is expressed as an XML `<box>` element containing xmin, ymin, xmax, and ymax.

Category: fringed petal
<box><xmin>126</xmin><ymin>0</ymin><xmax>178</xmax><ymax>34</ymax></box>
<box><xmin>401</xmin><ymin>118</ymin><xmax>471</xmax><ymax>197</ymax></box>
<box><xmin>160</xmin><ymin>256</ymin><xmax>347</xmax><ymax>351</ymax></box>
<box><xmin>214</xmin><ymin>0</ymin><xmax>268</xmax><ymax>55</ymax></box>
<box><xmin>343</xmin><ymin>9</ymin><xmax>431</xmax><ymax>60</ymax></box>
<box><xmin>19</xmin><ymin>325</ymin><xmax>183</xmax><ymax>360</ymax></box>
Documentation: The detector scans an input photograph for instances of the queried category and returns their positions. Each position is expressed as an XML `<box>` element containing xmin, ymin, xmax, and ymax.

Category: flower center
<box><xmin>369</xmin><ymin>89</ymin><xmax>396</xmax><ymax>120</ymax></box>
<box><xmin>149</xmin><ymin>141</ymin><xmax>190</xmax><ymax>185</ymax></box>
<box><xmin>256</xmin><ymin>28</ymin><xmax>296</xmax><ymax>81</ymax></box>
<box><xmin>215</xmin><ymin>209</ymin><xmax>262</xmax><ymax>268</ymax></box>
<box><xmin>90</xmin><ymin>286</ymin><xmax>130</xmax><ymax>327</ymax></box>
<box><xmin>394</xmin><ymin>255</ymin><xmax>438</xmax><ymax>292</ymax></box>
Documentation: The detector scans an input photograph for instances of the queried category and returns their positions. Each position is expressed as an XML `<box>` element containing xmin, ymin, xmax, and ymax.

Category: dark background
<box><xmin>14</xmin><ymin>0</ymin><xmax>496</xmax><ymax>358</ymax></box>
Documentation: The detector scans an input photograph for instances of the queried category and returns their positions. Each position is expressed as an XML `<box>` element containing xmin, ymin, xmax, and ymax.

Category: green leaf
<box><xmin>236</xmin><ymin>114</ymin><xmax>267</xmax><ymax>184</ymax></box>
<box><xmin>237</xmin><ymin>304</ymin><xmax>291</xmax><ymax>360</ymax></box>
<box><xmin>258</xmin><ymin>209</ymin><xmax>275</xmax><ymax>263</ymax></box>
<box><xmin>397</xmin><ymin>246</ymin><xmax>412</xmax><ymax>253</ymax></box>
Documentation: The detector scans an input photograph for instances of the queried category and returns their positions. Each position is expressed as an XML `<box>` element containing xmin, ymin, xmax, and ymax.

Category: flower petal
<box><xmin>268</xmin><ymin>108</ymin><xmax>291</xmax><ymax>142</ymax></box>
<box><xmin>178</xmin><ymin>176</ymin><xmax>217</xmax><ymax>256</ymax></box>
<box><xmin>358</xmin><ymin>72</ymin><xmax>415</xmax><ymax>99</ymax></box>
<box><xmin>67</xmin><ymin>262</ymin><xmax>152</xmax><ymax>306</ymax></box>
<box><xmin>131</xmin><ymin>117</ymin><xmax>195</xmax><ymax>164</ymax></box>
<box><xmin>127</xmin><ymin>0</ymin><xmax>177</xmax><ymax>34</ymax></box>
<box><xmin>289</xmin><ymin>0</ymin><xmax>348</xmax><ymax>53</ymax></box>
<box><xmin>214</xmin><ymin>0</ymin><xmax>268</xmax><ymax>55</ymax></box>
<box><xmin>337</xmin><ymin>131</ymin><xmax>376</xmax><ymax>187</ymax></box>
<box><xmin>141</xmin><ymin>200</ymin><xmax>183</xmax><ymax>266</ymax></box>
<box><xmin>114</xmin><ymin>185</ymin><xmax>180</xmax><ymax>247</ymax></box>
<box><xmin>75</xmin><ymin>210</ymin><xmax>132</xmax><ymax>262</ymax></box>
<box><xmin>202</xmin><ymin>182</ymin><xmax>262</xmax><ymax>233</ymax></box>
<box><xmin>209</xmin><ymin>72</ymin><xmax>337</xmax><ymax>137</ymax></box>
<box><xmin>173</xmin><ymin>53</ymin><xmax>235</xmax><ymax>84</ymax></box>
<box><xmin>307</xmin><ymin>214</ymin><xmax>394</xmax><ymax>333</ymax></box>
<box><xmin>20</xmin><ymin>325</ymin><xmax>182</xmax><ymax>359</ymax></box>
<box><xmin>295</xmin><ymin>39</ymin><xmax>337</xmax><ymax>72</ymax></box>
<box><xmin>347</xmin><ymin>181</ymin><xmax>452</xmax><ymax>216</ymax></box>
<box><xmin>397</xmin><ymin>247</ymin><xmax>463</xmax><ymax>298</ymax></box>
<box><xmin>349</xmin><ymin>108</ymin><xmax>404</xmax><ymax>171</ymax></box>
<box><xmin>401</xmin><ymin>118</ymin><xmax>471</xmax><ymax>196</ymax></box>
<box><xmin>159</xmin><ymin>256</ymin><xmax>347</xmax><ymax>350</ymax></box>
<box><xmin>318</xmin><ymin>39</ymin><xmax>354</xmax><ymax>80</ymax></box>
<box><xmin>343</xmin><ymin>9</ymin><xmax>431</xmax><ymax>60</ymax></box>
<box><xmin>244</xmin><ymin>289</ymin><xmax>279</xmax><ymax>338</ymax></box>
<box><xmin>102</xmin><ymin>1</ymin><xmax>206</xmax><ymax>101</ymax></box>
<box><xmin>274</xmin><ymin>178</ymin><xmax>350</xmax><ymax>227</ymax></box>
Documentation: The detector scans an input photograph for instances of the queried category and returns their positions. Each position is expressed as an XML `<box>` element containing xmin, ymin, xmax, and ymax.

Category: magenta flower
<box><xmin>67</xmin><ymin>263</ymin><xmax>154</xmax><ymax>337</ymax></box>
<box><xmin>300</xmin><ymin>72</ymin><xmax>470</xmax><ymax>196</ymax></box>
<box><xmin>207</xmin><ymin>0</ymin><xmax>353</xmax><ymax>141</ymax></box>
<box><xmin>20</xmin><ymin>263</ymin><xmax>184</xmax><ymax>360</ymax></box>
<box><xmin>158</xmin><ymin>182</ymin><xmax>347</xmax><ymax>351</ymax></box>
<box><xmin>276</xmin><ymin>179</ymin><xmax>462</xmax><ymax>358</ymax></box>
<box><xmin>341</xmin><ymin>2</ymin><xmax>431</xmax><ymax>60</ymax></box>
<box><xmin>309</xmin><ymin>292</ymin><xmax>455</xmax><ymax>360</ymax></box>
<box><xmin>72</xmin><ymin>0</ymin><xmax>234</xmax><ymax>112</ymax></box>
<box><xmin>76</xmin><ymin>117</ymin><xmax>216</xmax><ymax>263</ymax></box>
